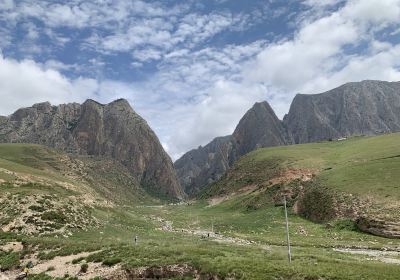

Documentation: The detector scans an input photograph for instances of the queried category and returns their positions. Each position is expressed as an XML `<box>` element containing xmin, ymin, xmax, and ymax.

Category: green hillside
<box><xmin>202</xmin><ymin>133</ymin><xmax>400</xmax><ymax>237</ymax></box>
<box><xmin>1</xmin><ymin>140</ymin><xmax>400</xmax><ymax>279</ymax></box>
<box><xmin>0</xmin><ymin>144</ymin><xmax>157</xmax><ymax>235</ymax></box>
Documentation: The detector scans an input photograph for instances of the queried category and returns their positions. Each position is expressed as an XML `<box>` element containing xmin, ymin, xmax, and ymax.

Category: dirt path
<box><xmin>333</xmin><ymin>248</ymin><xmax>400</xmax><ymax>265</ymax></box>
<box><xmin>150</xmin><ymin>215</ymin><xmax>270</xmax><ymax>249</ymax></box>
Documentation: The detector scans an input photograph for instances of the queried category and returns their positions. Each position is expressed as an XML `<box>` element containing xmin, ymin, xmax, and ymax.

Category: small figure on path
<box><xmin>134</xmin><ymin>235</ymin><xmax>138</xmax><ymax>245</ymax></box>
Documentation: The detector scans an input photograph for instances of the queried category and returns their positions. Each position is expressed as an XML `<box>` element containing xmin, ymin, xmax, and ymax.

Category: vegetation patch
<box><xmin>0</xmin><ymin>250</ymin><xmax>20</xmax><ymax>271</ymax></box>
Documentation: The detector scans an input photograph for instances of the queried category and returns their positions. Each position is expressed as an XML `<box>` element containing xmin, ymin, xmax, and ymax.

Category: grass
<box><xmin>247</xmin><ymin>133</ymin><xmax>400</xmax><ymax>200</ymax></box>
<box><xmin>0</xmin><ymin>136</ymin><xmax>400</xmax><ymax>279</ymax></box>
<box><xmin>0</xmin><ymin>250</ymin><xmax>20</xmax><ymax>271</ymax></box>
<box><xmin>2</xmin><ymin>200</ymin><xmax>399</xmax><ymax>279</ymax></box>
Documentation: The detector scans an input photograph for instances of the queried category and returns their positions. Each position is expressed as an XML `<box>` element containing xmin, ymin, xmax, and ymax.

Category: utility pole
<box><xmin>284</xmin><ymin>195</ymin><xmax>292</xmax><ymax>263</ymax></box>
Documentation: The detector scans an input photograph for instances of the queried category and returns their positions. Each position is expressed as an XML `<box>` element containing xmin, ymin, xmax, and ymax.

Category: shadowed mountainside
<box><xmin>0</xmin><ymin>99</ymin><xmax>184</xmax><ymax>199</ymax></box>
<box><xmin>176</xmin><ymin>80</ymin><xmax>400</xmax><ymax>196</ymax></box>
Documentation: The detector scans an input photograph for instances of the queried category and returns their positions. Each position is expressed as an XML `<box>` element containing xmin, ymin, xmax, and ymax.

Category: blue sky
<box><xmin>0</xmin><ymin>0</ymin><xmax>400</xmax><ymax>159</ymax></box>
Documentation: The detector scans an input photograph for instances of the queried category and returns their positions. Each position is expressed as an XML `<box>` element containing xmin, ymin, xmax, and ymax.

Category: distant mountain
<box><xmin>175</xmin><ymin>135</ymin><xmax>236</xmax><ymax>196</ymax></box>
<box><xmin>176</xmin><ymin>80</ymin><xmax>400</xmax><ymax>196</ymax></box>
<box><xmin>285</xmin><ymin>80</ymin><xmax>400</xmax><ymax>143</ymax></box>
<box><xmin>0</xmin><ymin>99</ymin><xmax>184</xmax><ymax>200</ymax></box>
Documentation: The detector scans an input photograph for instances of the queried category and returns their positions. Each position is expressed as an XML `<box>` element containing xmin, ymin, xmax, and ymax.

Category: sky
<box><xmin>0</xmin><ymin>0</ymin><xmax>400</xmax><ymax>160</ymax></box>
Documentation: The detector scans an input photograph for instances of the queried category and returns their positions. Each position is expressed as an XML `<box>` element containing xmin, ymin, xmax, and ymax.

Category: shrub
<box><xmin>80</xmin><ymin>263</ymin><xmax>89</xmax><ymax>273</ymax></box>
<box><xmin>72</xmin><ymin>257</ymin><xmax>85</xmax><ymax>264</ymax></box>
<box><xmin>298</xmin><ymin>183</ymin><xmax>337</xmax><ymax>223</ymax></box>
<box><xmin>41</xmin><ymin>211</ymin><xmax>66</xmax><ymax>223</ymax></box>
<box><xmin>102</xmin><ymin>257</ymin><xmax>121</xmax><ymax>266</ymax></box>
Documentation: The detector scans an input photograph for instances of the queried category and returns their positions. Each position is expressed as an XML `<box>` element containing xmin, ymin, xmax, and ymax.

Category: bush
<box><xmin>72</xmin><ymin>257</ymin><xmax>85</xmax><ymax>264</ymax></box>
<box><xmin>298</xmin><ymin>183</ymin><xmax>337</xmax><ymax>223</ymax></box>
<box><xmin>41</xmin><ymin>211</ymin><xmax>66</xmax><ymax>223</ymax></box>
<box><xmin>80</xmin><ymin>263</ymin><xmax>89</xmax><ymax>273</ymax></box>
<box><xmin>102</xmin><ymin>257</ymin><xmax>121</xmax><ymax>266</ymax></box>
<box><xmin>334</xmin><ymin>219</ymin><xmax>357</xmax><ymax>231</ymax></box>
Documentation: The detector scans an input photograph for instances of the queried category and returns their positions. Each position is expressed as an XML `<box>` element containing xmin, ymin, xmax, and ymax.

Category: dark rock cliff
<box><xmin>0</xmin><ymin>99</ymin><xmax>184</xmax><ymax>199</ymax></box>
<box><xmin>176</xmin><ymin>80</ymin><xmax>400</xmax><ymax>195</ymax></box>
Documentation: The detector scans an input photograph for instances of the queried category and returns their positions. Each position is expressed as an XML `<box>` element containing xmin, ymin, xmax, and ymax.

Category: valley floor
<box><xmin>1</xmin><ymin>201</ymin><xmax>400</xmax><ymax>280</ymax></box>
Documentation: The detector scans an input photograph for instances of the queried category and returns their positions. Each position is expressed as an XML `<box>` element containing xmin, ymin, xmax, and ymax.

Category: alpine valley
<box><xmin>1</xmin><ymin>80</ymin><xmax>400</xmax><ymax>280</ymax></box>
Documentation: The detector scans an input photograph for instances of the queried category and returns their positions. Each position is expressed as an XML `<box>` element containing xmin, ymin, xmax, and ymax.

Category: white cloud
<box><xmin>244</xmin><ymin>0</ymin><xmax>400</xmax><ymax>118</ymax></box>
<box><xmin>1</xmin><ymin>0</ymin><xmax>400</xmax><ymax>161</ymax></box>
<box><xmin>0</xmin><ymin>54</ymin><xmax>98</xmax><ymax>115</ymax></box>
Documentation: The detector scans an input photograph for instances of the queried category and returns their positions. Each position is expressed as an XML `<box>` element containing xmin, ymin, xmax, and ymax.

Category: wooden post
<box><xmin>284</xmin><ymin>196</ymin><xmax>292</xmax><ymax>263</ymax></box>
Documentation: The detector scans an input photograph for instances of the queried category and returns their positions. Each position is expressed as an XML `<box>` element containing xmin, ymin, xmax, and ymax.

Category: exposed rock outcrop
<box><xmin>176</xmin><ymin>80</ymin><xmax>400</xmax><ymax>195</ymax></box>
<box><xmin>0</xmin><ymin>99</ymin><xmax>184</xmax><ymax>199</ymax></box>
<box><xmin>285</xmin><ymin>80</ymin><xmax>400</xmax><ymax>143</ymax></box>
<box><xmin>175</xmin><ymin>135</ymin><xmax>236</xmax><ymax>196</ymax></box>
<box><xmin>175</xmin><ymin>101</ymin><xmax>287</xmax><ymax>196</ymax></box>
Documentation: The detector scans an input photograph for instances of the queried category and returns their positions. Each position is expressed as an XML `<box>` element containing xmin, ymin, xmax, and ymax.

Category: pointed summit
<box><xmin>233</xmin><ymin>101</ymin><xmax>290</xmax><ymax>156</ymax></box>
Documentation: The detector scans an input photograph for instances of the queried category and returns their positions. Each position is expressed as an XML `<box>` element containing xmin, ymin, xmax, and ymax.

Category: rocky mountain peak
<box><xmin>0</xmin><ymin>99</ymin><xmax>184</xmax><ymax>200</ymax></box>
<box><xmin>176</xmin><ymin>80</ymin><xmax>400</xmax><ymax>196</ymax></box>
<box><xmin>233</xmin><ymin>100</ymin><xmax>289</xmax><ymax>156</ymax></box>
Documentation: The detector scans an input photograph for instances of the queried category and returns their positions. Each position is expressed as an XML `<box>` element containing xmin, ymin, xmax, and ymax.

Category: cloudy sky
<box><xmin>0</xmin><ymin>0</ymin><xmax>400</xmax><ymax>160</ymax></box>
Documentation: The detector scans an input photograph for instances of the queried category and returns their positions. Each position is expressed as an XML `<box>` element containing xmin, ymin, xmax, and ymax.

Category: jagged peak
<box><xmin>32</xmin><ymin>101</ymin><xmax>51</xmax><ymax>107</ymax></box>
<box><xmin>83</xmin><ymin>99</ymin><xmax>104</xmax><ymax>106</ymax></box>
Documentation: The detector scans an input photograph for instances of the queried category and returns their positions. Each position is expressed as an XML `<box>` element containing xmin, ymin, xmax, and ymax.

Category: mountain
<box><xmin>233</xmin><ymin>101</ymin><xmax>291</xmax><ymax>155</ymax></box>
<box><xmin>0</xmin><ymin>99</ymin><xmax>184</xmax><ymax>199</ymax></box>
<box><xmin>175</xmin><ymin>101</ymin><xmax>288</xmax><ymax>195</ymax></box>
<box><xmin>176</xmin><ymin>80</ymin><xmax>400</xmax><ymax>195</ymax></box>
<box><xmin>175</xmin><ymin>135</ymin><xmax>236</xmax><ymax>196</ymax></box>
<box><xmin>285</xmin><ymin>80</ymin><xmax>400</xmax><ymax>143</ymax></box>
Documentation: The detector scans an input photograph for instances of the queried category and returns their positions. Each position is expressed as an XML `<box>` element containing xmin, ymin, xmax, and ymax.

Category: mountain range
<box><xmin>175</xmin><ymin>80</ymin><xmax>400</xmax><ymax>196</ymax></box>
<box><xmin>1</xmin><ymin>80</ymin><xmax>399</xmax><ymax>199</ymax></box>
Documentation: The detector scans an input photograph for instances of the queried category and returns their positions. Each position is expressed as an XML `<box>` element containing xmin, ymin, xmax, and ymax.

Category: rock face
<box><xmin>174</xmin><ymin>136</ymin><xmax>236</xmax><ymax>196</ymax></box>
<box><xmin>176</xmin><ymin>80</ymin><xmax>400</xmax><ymax>195</ymax></box>
<box><xmin>233</xmin><ymin>101</ymin><xmax>291</xmax><ymax>155</ymax></box>
<box><xmin>0</xmin><ymin>99</ymin><xmax>184</xmax><ymax>199</ymax></box>
<box><xmin>285</xmin><ymin>80</ymin><xmax>400</xmax><ymax>143</ymax></box>
<box><xmin>175</xmin><ymin>101</ymin><xmax>287</xmax><ymax>195</ymax></box>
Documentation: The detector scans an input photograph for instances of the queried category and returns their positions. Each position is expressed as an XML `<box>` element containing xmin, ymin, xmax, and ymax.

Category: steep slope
<box><xmin>0</xmin><ymin>143</ymin><xmax>157</xmax><ymax>235</ymax></box>
<box><xmin>0</xmin><ymin>99</ymin><xmax>184</xmax><ymax>199</ymax></box>
<box><xmin>175</xmin><ymin>136</ymin><xmax>236</xmax><ymax>196</ymax></box>
<box><xmin>175</xmin><ymin>101</ymin><xmax>286</xmax><ymax>196</ymax></box>
<box><xmin>285</xmin><ymin>80</ymin><xmax>400</xmax><ymax>143</ymax></box>
<box><xmin>177</xmin><ymin>80</ymin><xmax>400</xmax><ymax>196</ymax></box>
<box><xmin>201</xmin><ymin>133</ymin><xmax>400</xmax><ymax>238</ymax></box>
<box><xmin>232</xmin><ymin>101</ymin><xmax>290</xmax><ymax>156</ymax></box>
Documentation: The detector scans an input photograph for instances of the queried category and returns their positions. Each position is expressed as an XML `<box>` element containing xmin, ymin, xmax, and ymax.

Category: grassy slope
<box><xmin>1</xmin><ymin>140</ymin><xmax>400</xmax><ymax>279</ymax></box>
<box><xmin>0</xmin><ymin>143</ymin><xmax>156</xmax><ymax>204</ymax></box>
<box><xmin>203</xmin><ymin>133</ymin><xmax>400</xmax><ymax>202</ymax></box>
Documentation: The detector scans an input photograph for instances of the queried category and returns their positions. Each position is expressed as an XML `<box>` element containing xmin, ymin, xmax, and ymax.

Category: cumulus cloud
<box><xmin>244</xmin><ymin>0</ymin><xmax>400</xmax><ymax>117</ymax></box>
<box><xmin>0</xmin><ymin>54</ymin><xmax>99</xmax><ymax>115</ymax></box>
<box><xmin>1</xmin><ymin>0</ymin><xmax>400</xmax><ymax>161</ymax></box>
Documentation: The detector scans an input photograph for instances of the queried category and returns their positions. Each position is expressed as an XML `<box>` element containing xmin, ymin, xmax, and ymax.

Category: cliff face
<box><xmin>175</xmin><ymin>101</ymin><xmax>287</xmax><ymax>195</ymax></box>
<box><xmin>232</xmin><ymin>101</ymin><xmax>291</xmax><ymax>156</ymax></box>
<box><xmin>0</xmin><ymin>99</ymin><xmax>184</xmax><ymax>199</ymax></box>
<box><xmin>176</xmin><ymin>80</ymin><xmax>400</xmax><ymax>196</ymax></box>
<box><xmin>174</xmin><ymin>135</ymin><xmax>236</xmax><ymax>196</ymax></box>
<box><xmin>284</xmin><ymin>80</ymin><xmax>400</xmax><ymax>143</ymax></box>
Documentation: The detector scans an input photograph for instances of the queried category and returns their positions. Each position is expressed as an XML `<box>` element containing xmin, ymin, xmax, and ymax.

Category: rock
<box><xmin>0</xmin><ymin>99</ymin><xmax>184</xmax><ymax>199</ymax></box>
<box><xmin>284</xmin><ymin>80</ymin><xmax>400</xmax><ymax>143</ymax></box>
<box><xmin>356</xmin><ymin>216</ymin><xmax>400</xmax><ymax>239</ymax></box>
<box><xmin>175</xmin><ymin>101</ymin><xmax>288</xmax><ymax>196</ymax></box>
<box><xmin>174</xmin><ymin>135</ymin><xmax>236</xmax><ymax>196</ymax></box>
<box><xmin>176</xmin><ymin>80</ymin><xmax>400</xmax><ymax>196</ymax></box>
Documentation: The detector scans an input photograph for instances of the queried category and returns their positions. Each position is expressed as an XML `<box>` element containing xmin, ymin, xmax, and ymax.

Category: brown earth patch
<box><xmin>268</xmin><ymin>168</ymin><xmax>316</xmax><ymax>185</ymax></box>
